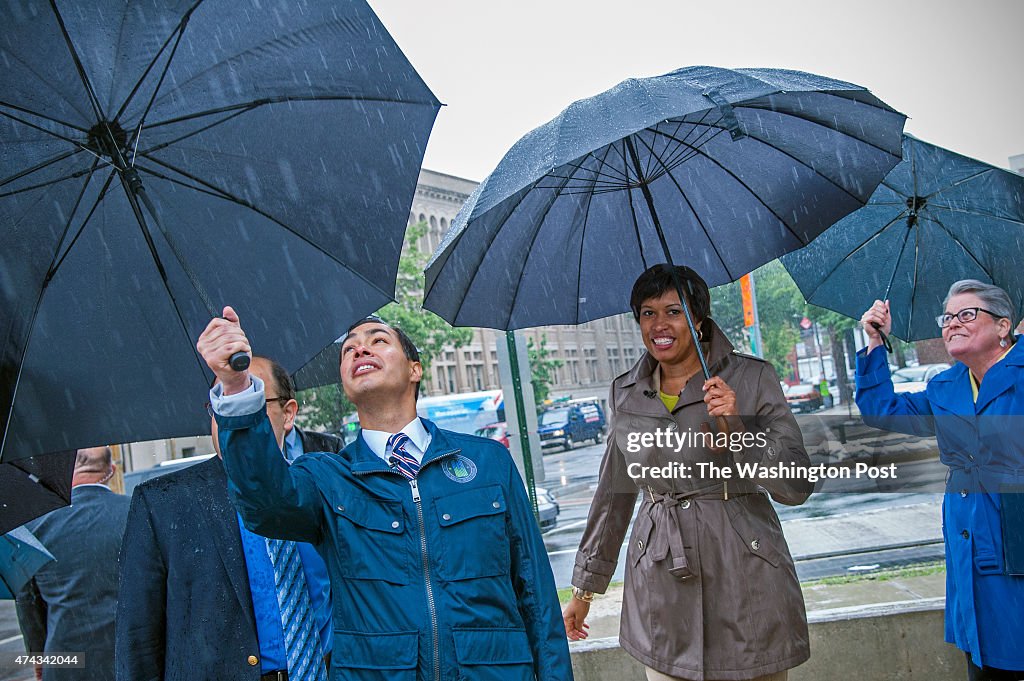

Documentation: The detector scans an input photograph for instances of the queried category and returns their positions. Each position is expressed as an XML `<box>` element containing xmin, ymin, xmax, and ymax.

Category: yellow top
<box><xmin>969</xmin><ymin>343</ymin><xmax>1014</xmax><ymax>402</ymax></box>
<box><xmin>660</xmin><ymin>390</ymin><xmax>679</xmax><ymax>412</ymax></box>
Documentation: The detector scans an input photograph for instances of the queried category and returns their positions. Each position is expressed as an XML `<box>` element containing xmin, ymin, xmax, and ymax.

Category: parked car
<box><xmin>538</xmin><ymin>400</ymin><xmax>607</xmax><ymax>451</ymax></box>
<box><xmin>474</xmin><ymin>422</ymin><xmax>510</xmax><ymax>448</ymax></box>
<box><xmin>535</xmin><ymin>486</ymin><xmax>560</xmax><ymax>530</ymax></box>
<box><xmin>471</xmin><ymin>422</ymin><xmax>559</xmax><ymax>530</ymax></box>
<box><xmin>784</xmin><ymin>383</ymin><xmax>823</xmax><ymax>413</ymax></box>
<box><xmin>891</xmin><ymin>363</ymin><xmax>951</xmax><ymax>393</ymax></box>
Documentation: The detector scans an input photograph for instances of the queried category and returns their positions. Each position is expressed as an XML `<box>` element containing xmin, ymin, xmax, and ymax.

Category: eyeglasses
<box><xmin>205</xmin><ymin>396</ymin><xmax>291</xmax><ymax>417</ymax></box>
<box><xmin>935</xmin><ymin>307</ymin><xmax>1003</xmax><ymax>328</ymax></box>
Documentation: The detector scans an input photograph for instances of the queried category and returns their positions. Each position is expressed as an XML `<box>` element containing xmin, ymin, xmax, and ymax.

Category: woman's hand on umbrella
<box><xmin>197</xmin><ymin>306</ymin><xmax>252</xmax><ymax>395</ymax></box>
<box><xmin>860</xmin><ymin>299</ymin><xmax>891</xmax><ymax>351</ymax></box>
<box><xmin>703</xmin><ymin>376</ymin><xmax>737</xmax><ymax>417</ymax></box>
<box><xmin>563</xmin><ymin>598</ymin><xmax>591</xmax><ymax>641</ymax></box>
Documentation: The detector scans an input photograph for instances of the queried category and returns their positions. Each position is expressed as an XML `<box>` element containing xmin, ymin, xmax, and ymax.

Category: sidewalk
<box><xmin>578</xmin><ymin>500</ymin><xmax>947</xmax><ymax>640</ymax></box>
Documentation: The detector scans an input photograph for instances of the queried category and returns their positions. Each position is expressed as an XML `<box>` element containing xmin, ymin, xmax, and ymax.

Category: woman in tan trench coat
<box><xmin>563</xmin><ymin>264</ymin><xmax>813</xmax><ymax>681</ymax></box>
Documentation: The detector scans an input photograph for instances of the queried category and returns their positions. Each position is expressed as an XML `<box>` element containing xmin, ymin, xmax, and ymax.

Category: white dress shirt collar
<box><xmin>361</xmin><ymin>417</ymin><xmax>431</xmax><ymax>464</ymax></box>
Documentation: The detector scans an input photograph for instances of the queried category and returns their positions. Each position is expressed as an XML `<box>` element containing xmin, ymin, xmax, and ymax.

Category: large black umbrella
<box><xmin>0</xmin><ymin>450</ymin><xmax>76</xmax><ymax>535</ymax></box>
<box><xmin>781</xmin><ymin>135</ymin><xmax>1024</xmax><ymax>342</ymax></box>
<box><xmin>424</xmin><ymin>66</ymin><xmax>905</xmax><ymax>377</ymax></box>
<box><xmin>0</xmin><ymin>0</ymin><xmax>440</xmax><ymax>461</ymax></box>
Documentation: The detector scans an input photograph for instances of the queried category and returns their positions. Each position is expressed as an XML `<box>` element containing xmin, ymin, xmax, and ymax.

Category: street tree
<box><xmin>527</xmin><ymin>335</ymin><xmax>563</xmax><ymax>407</ymax></box>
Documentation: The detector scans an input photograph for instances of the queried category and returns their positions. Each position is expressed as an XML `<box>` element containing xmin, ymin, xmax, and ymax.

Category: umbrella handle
<box><xmin>229</xmin><ymin>352</ymin><xmax>251</xmax><ymax>372</ymax></box>
<box><xmin>870</xmin><ymin>322</ymin><xmax>893</xmax><ymax>354</ymax></box>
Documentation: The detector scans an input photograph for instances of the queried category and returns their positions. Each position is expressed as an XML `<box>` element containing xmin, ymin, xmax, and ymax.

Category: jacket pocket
<box><xmin>725</xmin><ymin>495</ymin><xmax>782</xmax><ymax>568</ymax></box>
<box><xmin>434</xmin><ymin>485</ymin><xmax>510</xmax><ymax>580</ymax></box>
<box><xmin>628</xmin><ymin>509</ymin><xmax>655</xmax><ymax>567</ymax></box>
<box><xmin>328</xmin><ymin>491</ymin><xmax>411</xmax><ymax>584</ymax></box>
<box><xmin>331</xmin><ymin>630</ymin><xmax>417</xmax><ymax>681</ymax></box>
<box><xmin>452</xmin><ymin>628</ymin><xmax>534</xmax><ymax>681</ymax></box>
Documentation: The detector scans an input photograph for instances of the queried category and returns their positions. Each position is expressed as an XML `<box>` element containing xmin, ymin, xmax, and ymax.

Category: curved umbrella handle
<box><xmin>870</xmin><ymin>322</ymin><xmax>893</xmax><ymax>354</ymax></box>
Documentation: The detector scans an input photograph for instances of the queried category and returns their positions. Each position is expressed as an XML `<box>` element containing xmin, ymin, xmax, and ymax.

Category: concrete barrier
<box><xmin>570</xmin><ymin>598</ymin><xmax>967</xmax><ymax>681</ymax></box>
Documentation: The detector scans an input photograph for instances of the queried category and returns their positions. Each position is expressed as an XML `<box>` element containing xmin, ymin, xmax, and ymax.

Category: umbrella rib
<box><xmin>926</xmin><ymin>168</ymin><xmax>998</xmax><ymax>199</ymax></box>
<box><xmin>136</xmin><ymin>108</ymin><xmax>253</xmax><ymax>158</ymax></box>
<box><xmin>501</xmin><ymin>160</ymin><xmax>591</xmax><ymax>328</ymax></box>
<box><xmin>49</xmin><ymin>168</ymin><xmax>117</xmax><ymax>278</ymax></box>
<box><xmin>0</xmin><ymin>148</ymin><xmax>83</xmax><ymax>190</ymax></box>
<box><xmin>1</xmin><ymin>161</ymin><xmax>103</xmax><ymax>456</ymax></box>
<box><xmin>623</xmin><ymin>156</ymin><xmax>650</xmax><ymax>270</ymax></box>
<box><xmin>633</xmin><ymin>133</ymin><xmax>734</xmax><ymax>280</ymax></box>
<box><xmin>0</xmin><ymin>100</ymin><xmax>88</xmax><ymax>134</ymax></box>
<box><xmin>921</xmin><ymin>214</ymin><xmax>990</xmax><ymax>276</ymax></box>
<box><xmin>0</xmin><ymin>164</ymin><xmax>96</xmax><ymax>199</ymax></box>
<box><xmin>655</xmin><ymin>125</ymin><xmax>864</xmax><ymax>206</ymax></box>
<box><xmin>740</xmin><ymin>94</ymin><xmax>904</xmax><ymax>159</ymax></box>
<box><xmin>134</xmin><ymin>157</ymin><xmax>397</xmax><ymax>300</ymax></box>
<box><xmin>113</xmin><ymin>2</ymin><xmax>198</xmax><ymax>124</ymax></box>
<box><xmin>573</xmin><ymin>155</ymin><xmax>603</xmax><ymax>323</ymax></box>
<box><xmin>47</xmin><ymin>0</ymin><xmax>106</xmax><ymax>120</ymax></box>
<box><xmin>649</xmin><ymin>128</ymin><xmax>805</xmax><ymax>249</ymax></box>
<box><xmin>0</xmin><ymin>108</ymin><xmax>87</xmax><ymax>148</ymax></box>
<box><xmin>144</xmin><ymin>94</ymin><xmax>440</xmax><ymax>130</ymax></box>
<box><xmin>928</xmin><ymin>204</ymin><xmax>1024</xmax><ymax>227</ymax></box>
<box><xmin>799</xmin><ymin>209</ymin><xmax>909</xmax><ymax>302</ymax></box>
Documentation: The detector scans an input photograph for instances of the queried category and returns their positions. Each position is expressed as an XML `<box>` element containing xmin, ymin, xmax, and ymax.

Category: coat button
<box><xmin>442</xmin><ymin>514</ymin><xmax>451</xmax><ymax>521</ymax></box>
<box><xmin>666</xmin><ymin>422</ymin><xmax>678</xmax><ymax>432</ymax></box>
<box><xmin>962</xmin><ymin>530</ymin><xmax>970</xmax><ymax>540</ymax></box>
<box><xmin>492</xmin><ymin>501</ymin><xmax>501</xmax><ymax>509</ymax></box>
<box><xmin>766</xmin><ymin>446</ymin><xmax>776</xmax><ymax>459</ymax></box>
<box><xmin>637</xmin><ymin>539</ymin><xmax>645</xmax><ymax>550</ymax></box>
<box><xmin>680</xmin><ymin>499</ymin><xmax>691</xmax><ymax>510</ymax></box>
<box><xmin>750</xmin><ymin>539</ymin><xmax>760</xmax><ymax>551</ymax></box>
<box><xmin>391</xmin><ymin>521</ymin><xmax>400</xmax><ymax>529</ymax></box>
<box><xmin>337</xmin><ymin>505</ymin><xmax>345</xmax><ymax>512</ymax></box>
<box><xmin>247</xmin><ymin>656</ymin><xmax>259</xmax><ymax>666</ymax></box>
<box><xmin>960</xmin><ymin>490</ymin><xmax>968</xmax><ymax>498</ymax></box>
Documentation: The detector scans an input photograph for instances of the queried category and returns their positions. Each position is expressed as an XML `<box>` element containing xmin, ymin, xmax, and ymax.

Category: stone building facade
<box><xmin>410</xmin><ymin>169</ymin><xmax>646</xmax><ymax>402</ymax></box>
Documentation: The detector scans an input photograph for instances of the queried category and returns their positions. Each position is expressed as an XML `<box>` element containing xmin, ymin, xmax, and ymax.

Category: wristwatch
<box><xmin>571</xmin><ymin>586</ymin><xmax>596</xmax><ymax>603</ymax></box>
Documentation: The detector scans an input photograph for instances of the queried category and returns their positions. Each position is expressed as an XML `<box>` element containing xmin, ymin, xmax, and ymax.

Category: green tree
<box><xmin>708</xmin><ymin>261</ymin><xmax>803</xmax><ymax>378</ymax></box>
<box><xmin>527</xmin><ymin>335</ymin><xmax>563</xmax><ymax>406</ymax></box>
<box><xmin>296</xmin><ymin>221</ymin><xmax>473</xmax><ymax>431</ymax></box>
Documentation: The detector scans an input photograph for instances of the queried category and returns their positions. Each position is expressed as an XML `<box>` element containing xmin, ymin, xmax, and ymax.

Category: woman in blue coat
<box><xmin>857</xmin><ymin>280</ymin><xmax>1024</xmax><ymax>680</ymax></box>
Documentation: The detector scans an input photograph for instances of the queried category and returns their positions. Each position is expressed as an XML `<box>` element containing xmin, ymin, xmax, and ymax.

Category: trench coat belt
<box><xmin>644</xmin><ymin>484</ymin><xmax>758</xmax><ymax>581</ymax></box>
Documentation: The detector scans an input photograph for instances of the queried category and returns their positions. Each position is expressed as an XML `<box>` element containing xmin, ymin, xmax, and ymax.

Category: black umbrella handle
<box><xmin>229</xmin><ymin>352</ymin><xmax>251</xmax><ymax>372</ymax></box>
<box><xmin>870</xmin><ymin>322</ymin><xmax>893</xmax><ymax>354</ymax></box>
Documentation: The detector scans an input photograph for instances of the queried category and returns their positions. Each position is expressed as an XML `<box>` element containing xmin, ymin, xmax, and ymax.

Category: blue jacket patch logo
<box><xmin>441</xmin><ymin>455</ymin><xmax>478</xmax><ymax>483</ymax></box>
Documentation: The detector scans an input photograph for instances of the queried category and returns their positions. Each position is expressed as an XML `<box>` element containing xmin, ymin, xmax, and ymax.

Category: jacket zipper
<box><xmin>410</xmin><ymin>477</ymin><xmax>440</xmax><ymax>681</ymax></box>
<box><xmin>353</xmin><ymin>449</ymin><xmax>458</xmax><ymax>681</ymax></box>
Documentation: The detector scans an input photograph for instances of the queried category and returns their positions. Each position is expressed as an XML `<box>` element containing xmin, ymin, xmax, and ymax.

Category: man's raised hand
<box><xmin>197</xmin><ymin>306</ymin><xmax>252</xmax><ymax>396</ymax></box>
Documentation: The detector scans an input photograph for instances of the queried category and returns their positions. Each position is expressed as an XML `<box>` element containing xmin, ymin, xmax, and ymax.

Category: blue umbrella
<box><xmin>781</xmin><ymin>135</ymin><xmax>1024</xmax><ymax>342</ymax></box>
<box><xmin>424</xmin><ymin>66</ymin><xmax>905</xmax><ymax>377</ymax></box>
<box><xmin>0</xmin><ymin>0</ymin><xmax>439</xmax><ymax>460</ymax></box>
<box><xmin>0</xmin><ymin>526</ymin><xmax>55</xmax><ymax>599</ymax></box>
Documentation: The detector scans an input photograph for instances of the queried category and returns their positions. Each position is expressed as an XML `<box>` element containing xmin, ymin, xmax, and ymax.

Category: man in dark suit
<box><xmin>15</xmin><ymin>446</ymin><xmax>131</xmax><ymax>681</ymax></box>
<box><xmin>115</xmin><ymin>356</ymin><xmax>340</xmax><ymax>681</ymax></box>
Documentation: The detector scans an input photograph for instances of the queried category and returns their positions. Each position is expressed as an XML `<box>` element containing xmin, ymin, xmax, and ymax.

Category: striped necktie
<box><xmin>387</xmin><ymin>432</ymin><xmax>420</xmax><ymax>479</ymax></box>
<box><xmin>266</xmin><ymin>538</ymin><xmax>327</xmax><ymax>681</ymax></box>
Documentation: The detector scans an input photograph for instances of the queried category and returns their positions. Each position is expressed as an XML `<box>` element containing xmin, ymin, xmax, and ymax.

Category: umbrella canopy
<box><xmin>0</xmin><ymin>0</ymin><xmax>440</xmax><ymax>461</ymax></box>
<box><xmin>0</xmin><ymin>450</ymin><xmax>76</xmax><ymax>535</ymax></box>
<box><xmin>781</xmin><ymin>135</ymin><xmax>1024</xmax><ymax>341</ymax></box>
<box><xmin>0</xmin><ymin>525</ymin><xmax>55</xmax><ymax>599</ymax></box>
<box><xmin>424</xmin><ymin>66</ymin><xmax>905</xmax><ymax>335</ymax></box>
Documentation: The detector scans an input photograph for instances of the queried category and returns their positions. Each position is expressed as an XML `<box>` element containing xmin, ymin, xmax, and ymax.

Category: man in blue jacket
<box><xmin>198</xmin><ymin>308</ymin><xmax>572</xmax><ymax>681</ymax></box>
